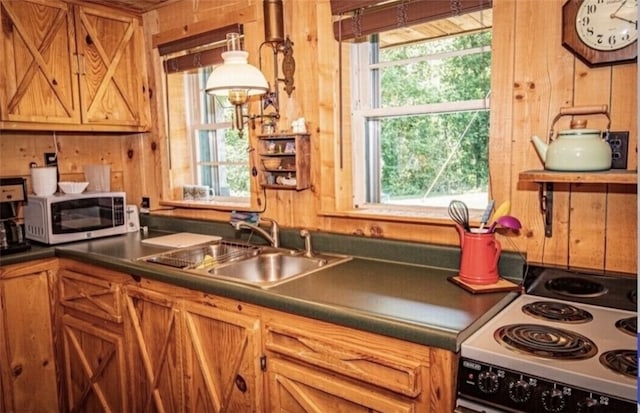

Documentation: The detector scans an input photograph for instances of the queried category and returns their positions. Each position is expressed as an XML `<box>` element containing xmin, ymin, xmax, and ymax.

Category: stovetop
<box><xmin>461</xmin><ymin>294</ymin><xmax>637</xmax><ymax>401</ymax></box>
<box><xmin>458</xmin><ymin>266</ymin><xmax>637</xmax><ymax>411</ymax></box>
<box><xmin>524</xmin><ymin>266</ymin><xmax>636</xmax><ymax>311</ymax></box>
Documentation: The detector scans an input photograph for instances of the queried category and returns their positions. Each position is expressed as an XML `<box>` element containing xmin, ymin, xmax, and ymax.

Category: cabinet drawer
<box><xmin>59</xmin><ymin>269</ymin><xmax>123</xmax><ymax>323</ymax></box>
<box><xmin>267</xmin><ymin>358</ymin><xmax>415</xmax><ymax>413</ymax></box>
<box><xmin>265</xmin><ymin>323</ymin><xmax>422</xmax><ymax>397</ymax></box>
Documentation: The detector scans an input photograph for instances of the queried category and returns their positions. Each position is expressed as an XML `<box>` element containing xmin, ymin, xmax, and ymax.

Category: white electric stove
<box><xmin>456</xmin><ymin>266</ymin><xmax>637</xmax><ymax>413</ymax></box>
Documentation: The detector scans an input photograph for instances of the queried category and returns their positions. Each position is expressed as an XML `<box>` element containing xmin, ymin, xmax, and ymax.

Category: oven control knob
<box><xmin>508</xmin><ymin>379</ymin><xmax>531</xmax><ymax>403</ymax></box>
<box><xmin>541</xmin><ymin>388</ymin><xmax>566</xmax><ymax>412</ymax></box>
<box><xmin>577</xmin><ymin>397</ymin><xmax>601</xmax><ymax>412</ymax></box>
<box><xmin>477</xmin><ymin>370</ymin><xmax>499</xmax><ymax>394</ymax></box>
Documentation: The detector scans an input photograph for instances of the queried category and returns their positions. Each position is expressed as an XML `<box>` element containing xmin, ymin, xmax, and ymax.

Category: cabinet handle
<box><xmin>74</xmin><ymin>54</ymin><xmax>85</xmax><ymax>75</ymax></box>
<box><xmin>234</xmin><ymin>374</ymin><xmax>248</xmax><ymax>393</ymax></box>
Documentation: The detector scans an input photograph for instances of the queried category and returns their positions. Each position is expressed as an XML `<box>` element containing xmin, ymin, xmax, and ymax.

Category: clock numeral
<box><xmin>586</xmin><ymin>3</ymin><xmax>597</xmax><ymax>14</ymax></box>
<box><xmin>608</xmin><ymin>35</ymin><xmax>617</xmax><ymax>46</ymax></box>
<box><xmin>579</xmin><ymin>16</ymin><xmax>590</xmax><ymax>27</ymax></box>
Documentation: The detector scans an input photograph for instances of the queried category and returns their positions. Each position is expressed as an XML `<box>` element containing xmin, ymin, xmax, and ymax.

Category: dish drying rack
<box><xmin>142</xmin><ymin>241</ymin><xmax>260</xmax><ymax>270</ymax></box>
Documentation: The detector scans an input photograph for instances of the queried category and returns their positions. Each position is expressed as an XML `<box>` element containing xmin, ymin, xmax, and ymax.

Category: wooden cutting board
<box><xmin>141</xmin><ymin>232</ymin><xmax>222</xmax><ymax>248</ymax></box>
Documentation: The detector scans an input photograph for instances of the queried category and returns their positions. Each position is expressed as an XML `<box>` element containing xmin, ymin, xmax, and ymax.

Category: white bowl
<box><xmin>58</xmin><ymin>181</ymin><xmax>89</xmax><ymax>194</ymax></box>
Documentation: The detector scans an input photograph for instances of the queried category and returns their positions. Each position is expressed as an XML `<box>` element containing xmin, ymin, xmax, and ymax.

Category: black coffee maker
<box><xmin>0</xmin><ymin>177</ymin><xmax>30</xmax><ymax>254</ymax></box>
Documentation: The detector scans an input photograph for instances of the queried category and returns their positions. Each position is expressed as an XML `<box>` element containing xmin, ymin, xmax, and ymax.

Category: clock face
<box><xmin>575</xmin><ymin>0</ymin><xmax>638</xmax><ymax>51</ymax></box>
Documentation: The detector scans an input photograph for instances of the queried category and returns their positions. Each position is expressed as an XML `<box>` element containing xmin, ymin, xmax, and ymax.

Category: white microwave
<box><xmin>24</xmin><ymin>192</ymin><xmax>128</xmax><ymax>244</ymax></box>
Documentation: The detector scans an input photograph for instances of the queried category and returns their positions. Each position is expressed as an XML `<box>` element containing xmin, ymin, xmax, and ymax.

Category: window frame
<box><xmin>350</xmin><ymin>30</ymin><xmax>492</xmax><ymax>215</ymax></box>
<box><xmin>158</xmin><ymin>29</ymin><xmax>255</xmax><ymax>208</ymax></box>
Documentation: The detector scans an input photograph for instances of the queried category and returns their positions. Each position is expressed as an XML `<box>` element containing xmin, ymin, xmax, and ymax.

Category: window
<box><xmin>350</xmin><ymin>13</ymin><xmax>492</xmax><ymax>211</ymax></box>
<box><xmin>166</xmin><ymin>67</ymin><xmax>250</xmax><ymax>201</ymax></box>
<box><xmin>158</xmin><ymin>24</ymin><xmax>252</xmax><ymax>206</ymax></box>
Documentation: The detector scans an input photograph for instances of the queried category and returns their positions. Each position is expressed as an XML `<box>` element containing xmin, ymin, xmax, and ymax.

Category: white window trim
<box><xmin>350</xmin><ymin>39</ymin><xmax>491</xmax><ymax>213</ymax></box>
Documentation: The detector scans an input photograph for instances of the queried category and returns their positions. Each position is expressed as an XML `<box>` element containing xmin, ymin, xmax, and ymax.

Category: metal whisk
<box><xmin>448</xmin><ymin>200</ymin><xmax>470</xmax><ymax>232</ymax></box>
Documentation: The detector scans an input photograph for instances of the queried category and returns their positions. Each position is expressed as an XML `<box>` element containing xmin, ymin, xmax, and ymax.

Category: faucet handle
<box><xmin>300</xmin><ymin>229</ymin><xmax>313</xmax><ymax>258</ymax></box>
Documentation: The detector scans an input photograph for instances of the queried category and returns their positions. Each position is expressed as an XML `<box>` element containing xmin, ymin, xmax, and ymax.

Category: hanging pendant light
<box><xmin>205</xmin><ymin>33</ymin><xmax>269</xmax><ymax>130</ymax></box>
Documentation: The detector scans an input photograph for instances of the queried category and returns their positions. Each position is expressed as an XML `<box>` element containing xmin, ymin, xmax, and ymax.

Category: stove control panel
<box><xmin>458</xmin><ymin>359</ymin><xmax>636</xmax><ymax>413</ymax></box>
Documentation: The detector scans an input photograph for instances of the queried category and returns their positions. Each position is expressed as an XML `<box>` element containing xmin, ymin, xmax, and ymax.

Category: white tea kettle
<box><xmin>530</xmin><ymin>105</ymin><xmax>612</xmax><ymax>171</ymax></box>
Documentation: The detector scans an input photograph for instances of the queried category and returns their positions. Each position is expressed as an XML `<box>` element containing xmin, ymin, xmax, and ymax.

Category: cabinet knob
<box><xmin>234</xmin><ymin>374</ymin><xmax>248</xmax><ymax>393</ymax></box>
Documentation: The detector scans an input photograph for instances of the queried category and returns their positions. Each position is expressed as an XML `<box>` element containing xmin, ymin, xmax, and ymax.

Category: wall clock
<box><xmin>562</xmin><ymin>0</ymin><xmax>638</xmax><ymax>66</ymax></box>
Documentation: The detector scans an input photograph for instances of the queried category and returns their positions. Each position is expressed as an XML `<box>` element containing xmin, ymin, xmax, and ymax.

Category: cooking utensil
<box><xmin>489</xmin><ymin>215</ymin><xmax>522</xmax><ymax>232</ymax></box>
<box><xmin>448</xmin><ymin>200</ymin><xmax>470</xmax><ymax>232</ymax></box>
<box><xmin>489</xmin><ymin>200</ymin><xmax>511</xmax><ymax>223</ymax></box>
<box><xmin>478</xmin><ymin>200</ymin><xmax>495</xmax><ymax>229</ymax></box>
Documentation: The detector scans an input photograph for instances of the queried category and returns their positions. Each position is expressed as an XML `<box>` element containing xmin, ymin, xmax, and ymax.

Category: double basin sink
<box><xmin>139</xmin><ymin>240</ymin><xmax>351</xmax><ymax>288</ymax></box>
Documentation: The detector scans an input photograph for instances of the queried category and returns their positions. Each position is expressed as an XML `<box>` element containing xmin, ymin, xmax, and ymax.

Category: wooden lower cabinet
<box><xmin>0</xmin><ymin>258</ymin><xmax>59</xmax><ymax>413</ymax></box>
<box><xmin>124</xmin><ymin>281</ymin><xmax>264</xmax><ymax>413</ymax></box>
<box><xmin>60</xmin><ymin>314</ymin><xmax>128</xmax><ymax>412</ymax></box>
<box><xmin>55</xmin><ymin>259</ymin><xmax>457</xmax><ymax>413</ymax></box>
<box><xmin>263</xmin><ymin>311</ymin><xmax>458</xmax><ymax>413</ymax></box>
<box><xmin>267</xmin><ymin>358</ymin><xmax>416</xmax><ymax>412</ymax></box>
<box><xmin>124</xmin><ymin>285</ymin><xmax>183</xmax><ymax>412</ymax></box>
<box><xmin>180</xmin><ymin>298</ymin><xmax>263</xmax><ymax>413</ymax></box>
<box><xmin>58</xmin><ymin>259</ymin><xmax>130</xmax><ymax>413</ymax></box>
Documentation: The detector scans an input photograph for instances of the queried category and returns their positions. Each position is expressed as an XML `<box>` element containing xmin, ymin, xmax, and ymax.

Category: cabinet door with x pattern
<box><xmin>73</xmin><ymin>4</ymin><xmax>148</xmax><ymax>128</ymax></box>
<box><xmin>0</xmin><ymin>0</ymin><xmax>80</xmax><ymax>124</ymax></box>
<box><xmin>58</xmin><ymin>262</ymin><xmax>130</xmax><ymax>413</ymax></box>
<box><xmin>124</xmin><ymin>286</ymin><xmax>183</xmax><ymax>413</ymax></box>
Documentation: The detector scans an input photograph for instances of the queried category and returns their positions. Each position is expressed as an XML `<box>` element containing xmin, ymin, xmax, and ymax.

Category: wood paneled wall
<box><xmin>1</xmin><ymin>0</ymin><xmax>635</xmax><ymax>275</ymax></box>
<box><xmin>139</xmin><ymin>0</ymin><xmax>636</xmax><ymax>274</ymax></box>
<box><xmin>0</xmin><ymin>132</ymin><xmax>149</xmax><ymax>204</ymax></box>
<box><xmin>487</xmin><ymin>0</ymin><xmax>637</xmax><ymax>274</ymax></box>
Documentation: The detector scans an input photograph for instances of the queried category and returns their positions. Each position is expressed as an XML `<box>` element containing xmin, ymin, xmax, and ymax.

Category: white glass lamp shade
<box><xmin>205</xmin><ymin>50</ymin><xmax>269</xmax><ymax>99</ymax></box>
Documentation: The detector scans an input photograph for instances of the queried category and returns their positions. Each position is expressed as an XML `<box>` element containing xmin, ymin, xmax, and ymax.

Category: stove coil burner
<box><xmin>494</xmin><ymin>324</ymin><xmax>598</xmax><ymax>360</ymax></box>
<box><xmin>600</xmin><ymin>350</ymin><xmax>638</xmax><ymax>378</ymax></box>
<box><xmin>522</xmin><ymin>301</ymin><xmax>593</xmax><ymax>324</ymax></box>
<box><xmin>544</xmin><ymin>276</ymin><xmax>607</xmax><ymax>298</ymax></box>
<box><xmin>615</xmin><ymin>317</ymin><xmax>637</xmax><ymax>337</ymax></box>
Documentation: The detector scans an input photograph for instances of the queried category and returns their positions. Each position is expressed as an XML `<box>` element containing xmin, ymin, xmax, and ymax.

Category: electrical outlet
<box><xmin>140</xmin><ymin>196</ymin><xmax>150</xmax><ymax>214</ymax></box>
<box><xmin>606</xmin><ymin>131</ymin><xmax>629</xmax><ymax>169</ymax></box>
<box><xmin>44</xmin><ymin>152</ymin><xmax>57</xmax><ymax>166</ymax></box>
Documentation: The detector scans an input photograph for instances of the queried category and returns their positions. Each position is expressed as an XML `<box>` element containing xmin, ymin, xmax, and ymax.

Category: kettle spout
<box><xmin>530</xmin><ymin>135</ymin><xmax>548</xmax><ymax>163</ymax></box>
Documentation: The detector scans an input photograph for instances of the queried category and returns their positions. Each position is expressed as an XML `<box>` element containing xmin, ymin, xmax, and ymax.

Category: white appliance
<box><xmin>456</xmin><ymin>266</ymin><xmax>637</xmax><ymax>412</ymax></box>
<box><xmin>125</xmin><ymin>204</ymin><xmax>140</xmax><ymax>233</ymax></box>
<box><xmin>24</xmin><ymin>192</ymin><xmax>127</xmax><ymax>244</ymax></box>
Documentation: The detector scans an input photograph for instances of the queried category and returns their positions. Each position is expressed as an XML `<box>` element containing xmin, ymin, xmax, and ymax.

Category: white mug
<box><xmin>183</xmin><ymin>185</ymin><xmax>214</xmax><ymax>201</ymax></box>
<box><xmin>31</xmin><ymin>166</ymin><xmax>58</xmax><ymax>196</ymax></box>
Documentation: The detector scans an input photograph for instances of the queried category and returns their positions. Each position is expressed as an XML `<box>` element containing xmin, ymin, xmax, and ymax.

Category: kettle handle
<box><xmin>559</xmin><ymin>104</ymin><xmax>608</xmax><ymax>116</ymax></box>
<box><xmin>549</xmin><ymin>104</ymin><xmax>610</xmax><ymax>142</ymax></box>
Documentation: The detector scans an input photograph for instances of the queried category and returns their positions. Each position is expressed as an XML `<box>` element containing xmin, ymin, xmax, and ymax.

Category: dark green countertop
<box><xmin>0</xmin><ymin>223</ymin><xmax>522</xmax><ymax>352</ymax></box>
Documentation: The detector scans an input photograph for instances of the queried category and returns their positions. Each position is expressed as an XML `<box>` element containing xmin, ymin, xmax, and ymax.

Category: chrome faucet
<box><xmin>232</xmin><ymin>217</ymin><xmax>280</xmax><ymax>248</ymax></box>
<box><xmin>300</xmin><ymin>229</ymin><xmax>314</xmax><ymax>257</ymax></box>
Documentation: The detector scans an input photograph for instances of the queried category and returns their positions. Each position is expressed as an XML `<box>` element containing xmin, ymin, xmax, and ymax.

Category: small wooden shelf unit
<box><xmin>257</xmin><ymin>133</ymin><xmax>310</xmax><ymax>190</ymax></box>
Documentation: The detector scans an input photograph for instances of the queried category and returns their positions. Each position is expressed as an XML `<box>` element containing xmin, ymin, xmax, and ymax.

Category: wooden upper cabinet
<box><xmin>0</xmin><ymin>0</ymin><xmax>149</xmax><ymax>131</ymax></box>
<box><xmin>0</xmin><ymin>0</ymin><xmax>80</xmax><ymax>124</ymax></box>
<box><xmin>73</xmin><ymin>5</ymin><xmax>148</xmax><ymax>129</ymax></box>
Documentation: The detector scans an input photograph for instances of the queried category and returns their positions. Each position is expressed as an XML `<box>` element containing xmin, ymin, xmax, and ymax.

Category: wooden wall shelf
<box><xmin>519</xmin><ymin>169</ymin><xmax>637</xmax><ymax>238</ymax></box>
<box><xmin>519</xmin><ymin>170</ymin><xmax>637</xmax><ymax>184</ymax></box>
<box><xmin>257</xmin><ymin>133</ymin><xmax>310</xmax><ymax>191</ymax></box>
